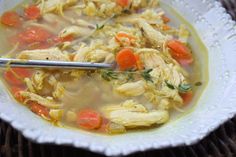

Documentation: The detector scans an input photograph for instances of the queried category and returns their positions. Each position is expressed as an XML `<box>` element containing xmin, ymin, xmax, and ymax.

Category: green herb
<box><xmin>165</xmin><ymin>81</ymin><xmax>175</xmax><ymax>90</ymax></box>
<box><xmin>96</xmin><ymin>24</ymin><xmax>105</xmax><ymax>30</ymax></box>
<box><xmin>141</xmin><ymin>69</ymin><xmax>153</xmax><ymax>82</ymax></box>
<box><xmin>101</xmin><ymin>70</ymin><xmax>118</xmax><ymax>81</ymax></box>
<box><xmin>178</xmin><ymin>84</ymin><xmax>192</xmax><ymax>93</ymax></box>
<box><xmin>195</xmin><ymin>81</ymin><xmax>202</xmax><ymax>86</ymax></box>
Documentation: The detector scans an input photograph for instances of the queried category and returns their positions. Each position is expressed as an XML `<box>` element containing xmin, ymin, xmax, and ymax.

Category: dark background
<box><xmin>1</xmin><ymin>0</ymin><xmax>236</xmax><ymax>157</ymax></box>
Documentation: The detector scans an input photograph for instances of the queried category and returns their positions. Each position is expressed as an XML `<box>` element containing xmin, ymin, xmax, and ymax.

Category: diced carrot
<box><xmin>115</xmin><ymin>32</ymin><xmax>135</xmax><ymax>46</ymax></box>
<box><xmin>116</xmin><ymin>0</ymin><xmax>129</xmax><ymax>7</ymax></box>
<box><xmin>162</xmin><ymin>24</ymin><xmax>171</xmax><ymax>31</ymax></box>
<box><xmin>24</xmin><ymin>5</ymin><xmax>41</xmax><ymax>20</ymax></box>
<box><xmin>30</xmin><ymin>102</ymin><xmax>50</xmax><ymax>118</ymax></box>
<box><xmin>162</xmin><ymin>15</ymin><xmax>170</xmax><ymax>23</ymax></box>
<box><xmin>17</xmin><ymin>26</ymin><xmax>53</xmax><ymax>44</ymax></box>
<box><xmin>11</xmin><ymin>86</ymin><xmax>25</xmax><ymax>102</ymax></box>
<box><xmin>0</xmin><ymin>11</ymin><xmax>21</xmax><ymax>27</ymax></box>
<box><xmin>180</xmin><ymin>91</ymin><xmax>193</xmax><ymax>105</ymax></box>
<box><xmin>4</xmin><ymin>68</ymin><xmax>32</xmax><ymax>86</ymax></box>
<box><xmin>167</xmin><ymin>39</ymin><xmax>193</xmax><ymax>65</ymax></box>
<box><xmin>134</xmin><ymin>54</ymin><xmax>143</xmax><ymax>70</ymax></box>
<box><xmin>54</xmin><ymin>35</ymin><xmax>74</xmax><ymax>43</ymax></box>
<box><xmin>116</xmin><ymin>48</ymin><xmax>137</xmax><ymax>71</ymax></box>
<box><xmin>76</xmin><ymin>109</ymin><xmax>102</xmax><ymax>130</ymax></box>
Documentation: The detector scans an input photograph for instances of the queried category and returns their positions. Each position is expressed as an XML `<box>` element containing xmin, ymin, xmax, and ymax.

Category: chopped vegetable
<box><xmin>134</xmin><ymin>54</ymin><xmax>143</xmax><ymax>70</ymax></box>
<box><xmin>96</xmin><ymin>24</ymin><xmax>105</xmax><ymax>30</ymax></box>
<box><xmin>54</xmin><ymin>35</ymin><xmax>74</xmax><ymax>43</ymax></box>
<box><xmin>180</xmin><ymin>91</ymin><xmax>193</xmax><ymax>105</ymax></box>
<box><xmin>11</xmin><ymin>86</ymin><xmax>25</xmax><ymax>102</ymax></box>
<box><xmin>115</xmin><ymin>32</ymin><xmax>135</xmax><ymax>46</ymax></box>
<box><xmin>116</xmin><ymin>0</ymin><xmax>129</xmax><ymax>7</ymax></box>
<box><xmin>30</xmin><ymin>102</ymin><xmax>50</xmax><ymax>118</ymax></box>
<box><xmin>116</xmin><ymin>48</ymin><xmax>136</xmax><ymax>70</ymax></box>
<box><xmin>24</xmin><ymin>5</ymin><xmax>41</xmax><ymax>20</ymax></box>
<box><xmin>141</xmin><ymin>69</ymin><xmax>153</xmax><ymax>82</ymax></box>
<box><xmin>0</xmin><ymin>11</ymin><xmax>21</xmax><ymax>27</ymax></box>
<box><xmin>76</xmin><ymin>109</ymin><xmax>102</xmax><ymax>130</ymax></box>
<box><xmin>162</xmin><ymin>15</ymin><xmax>170</xmax><ymax>23</ymax></box>
<box><xmin>167</xmin><ymin>39</ymin><xmax>193</xmax><ymax>65</ymax></box>
<box><xmin>195</xmin><ymin>82</ymin><xmax>202</xmax><ymax>86</ymax></box>
<box><xmin>101</xmin><ymin>70</ymin><xmax>118</xmax><ymax>81</ymax></box>
<box><xmin>17</xmin><ymin>26</ymin><xmax>53</xmax><ymax>44</ymax></box>
<box><xmin>178</xmin><ymin>84</ymin><xmax>192</xmax><ymax>93</ymax></box>
<box><xmin>165</xmin><ymin>80</ymin><xmax>175</xmax><ymax>90</ymax></box>
<box><xmin>4</xmin><ymin>68</ymin><xmax>32</xmax><ymax>86</ymax></box>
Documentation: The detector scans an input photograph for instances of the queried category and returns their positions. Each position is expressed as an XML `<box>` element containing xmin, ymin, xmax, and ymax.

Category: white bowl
<box><xmin>0</xmin><ymin>0</ymin><xmax>236</xmax><ymax>156</ymax></box>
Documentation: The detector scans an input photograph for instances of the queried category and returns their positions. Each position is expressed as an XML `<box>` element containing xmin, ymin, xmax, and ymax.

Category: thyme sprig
<box><xmin>101</xmin><ymin>69</ymin><xmax>153</xmax><ymax>82</ymax></box>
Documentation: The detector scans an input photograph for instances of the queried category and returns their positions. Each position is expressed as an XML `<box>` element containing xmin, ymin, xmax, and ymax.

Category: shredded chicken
<box><xmin>17</xmin><ymin>47</ymin><xmax>70</xmax><ymax>61</ymax></box>
<box><xmin>116</xmin><ymin>80</ymin><xmax>146</xmax><ymax>97</ymax></box>
<box><xmin>20</xmin><ymin>91</ymin><xmax>62</xmax><ymax>109</ymax></box>
<box><xmin>137</xmin><ymin>19</ymin><xmax>169</xmax><ymax>47</ymax></box>
<box><xmin>101</xmin><ymin>100</ymin><xmax>169</xmax><ymax>128</ymax></box>
<box><xmin>38</xmin><ymin>0</ymin><xmax>78</xmax><ymax>14</ymax></box>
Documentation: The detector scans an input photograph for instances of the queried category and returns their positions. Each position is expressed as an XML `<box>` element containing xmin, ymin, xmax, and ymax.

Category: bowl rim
<box><xmin>0</xmin><ymin>0</ymin><xmax>236</xmax><ymax>156</ymax></box>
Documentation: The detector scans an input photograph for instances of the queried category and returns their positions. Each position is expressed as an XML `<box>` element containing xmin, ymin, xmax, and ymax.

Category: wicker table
<box><xmin>1</xmin><ymin>0</ymin><xmax>236</xmax><ymax>157</ymax></box>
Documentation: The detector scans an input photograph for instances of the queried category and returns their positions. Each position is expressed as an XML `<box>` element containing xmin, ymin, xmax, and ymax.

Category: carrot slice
<box><xmin>76</xmin><ymin>109</ymin><xmax>102</xmax><ymax>130</ymax></box>
<box><xmin>4</xmin><ymin>68</ymin><xmax>32</xmax><ymax>86</ymax></box>
<box><xmin>18</xmin><ymin>26</ymin><xmax>52</xmax><ymax>44</ymax></box>
<box><xmin>24</xmin><ymin>5</ymin><xmax>41</xmax><ymax>20</ymax></box>
<box><xmin>116</xmin><ymin>48</ymin><xmax>137</xmax><ymax>71</ymax></box>
<box><xmin>0</xmin><ymin>11</ymin><xmax>21</xmax><ymax>27</ymax></box>
<box><xmin>11</xmin><ymin>86</ymin><xmax>25</xmax><ymax>102</ymax></box>
<box><xmin>30</xmin><ymin>102</ymin><xmax>50</xmax><ymax>118</ymax></box>
<box><xmin>116</xmin><ymin>0</ymin><xmax>129</xmax><ymax>7</ymax></box>
<box><xmin>115</xmin><ymin>32</ymin><xmax>135</xmax><ymax>46</ymax></box>
<box><xmin>134</xmin><ymin>54</ymin><xmax>143</xmax><ymax>70</ymax></box>
<box><xmin>162</xmin><ymin>15</ymin><xmax>170</xmax><ymax>23</ymax></box>
<box><xmin>180</xmin><ymin>91</ymin><xmax>193</xmax><ymax>105</ymax></box>
<box><xmin>167</xmin><ymin>39</ymin><xmax>193</xmax><ymax>65</ymax></box>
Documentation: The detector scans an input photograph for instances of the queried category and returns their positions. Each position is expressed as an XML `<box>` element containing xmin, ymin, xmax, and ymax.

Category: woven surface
<box><xmin>1</xmin><ymin>0</ymin><xmax>236</xmax><ymax>157</ymax></box>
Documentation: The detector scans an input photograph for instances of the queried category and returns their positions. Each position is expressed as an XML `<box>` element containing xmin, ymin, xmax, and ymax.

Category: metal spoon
<box><xmin>0</xmin><ymin>58</ymin><xmax>114</xmax><ymax>70</ymax></box>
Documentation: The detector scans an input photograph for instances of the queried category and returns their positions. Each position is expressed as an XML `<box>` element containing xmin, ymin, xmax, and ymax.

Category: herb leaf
<box><xmin>101</xmin><ymin>70</ymin><xmax>118</xmax><ymax>81</ymax></box>
<box><xmin>141</xmin><ymin>69</ymin><xmax>153</xmax><ymax>82</ymax></box>
<box><xmin>178</xmin><ymin>84</ymin><xmax>192</xmax><ymax>93</ymax></box>
<box><xmin>195</xmin><ymin>82</ymin><xmax>202</xmax><ymax>86</ymax></box>
<box><xmin>96</xmin><ymin>24</ymin><xmax>105</xmax><ymax>30</ymax></box>
<box><xmin>165</xmin><ymin>81</ymin><xmax>175</xmax><ymax>90</ymax></box>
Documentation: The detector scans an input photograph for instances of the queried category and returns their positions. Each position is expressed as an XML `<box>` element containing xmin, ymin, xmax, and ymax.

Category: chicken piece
<box><xmin>32</xmin><ymin>70</ymin><xmax>48</xmax><ymax>91</ymax></box>
<box><xmin>115</xmin><ymin>80</ymin><xmax>146</xmax><ymax>97</ymax></box>
<box><xmin>24</xmin><ymin>78</ymin><xmax>36</xmax><ymax>93</ymax></box>
<box><xmin>138</xmin><ymin>48</ymin><xmax>186</xmax><ymax>87</ymax></box>
<box><xmin>17</xmin><ymin>47</ymin><xmax>70</xmax><ymax>61</ymax></box>
<box><xmin>52</xmin><ymin>83</ymin><xmax>65</xmax><ymax>99</ymax></box>
<box><xmin>38</xmin><ymin>0</ymin><xmax>77</xmax><ymax>14</ymax></box>
<box><xmin>137</xmin><ymin>19</ymin><xmax>169</xmax><ymax>47</ymax></box>
<box><xmin>73</xmin><ymin>45</ymin><xmax>90</xmax><ymax>62</ymax></box>
<box><xmin>116</xmin><ymin>10</ymin><xmax>163</xmax><ymax>25</ymax></box>
<box><xmin>101</xmin><ymin>100</ymin><xmax>169</xmax><ymax>128</ymax></box>
<box><xmin>49</xmin><ymin>109</ymin><xmax>64</xmax><ymax>120</ymax></box>
<box><xmin>20</xmin><ymin>91</ymin><xmax>62</xmax><ymax>109</ymax></box>
<box><xmin>138</xmin><ymin>48</ymin><xmax>167</xmax><ymax>69</ymax></box>
<box><xmin>156</xmin><ymin>86</ymin><xmax>183</xmax><ymax>104</ymax></box>
<box><xmin>59</xmin><ymin>25</ymin><xmax>91</xmax><ymax>38</ymax></box>
<box><xmin>87</xmin><ymin>49</ymin><xmax>114</xmax><ymax>63</ymax></box>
